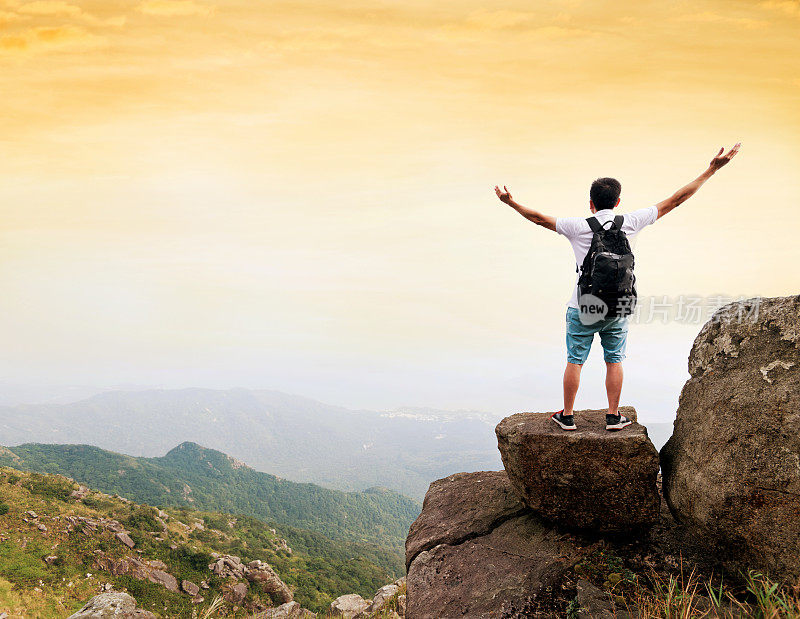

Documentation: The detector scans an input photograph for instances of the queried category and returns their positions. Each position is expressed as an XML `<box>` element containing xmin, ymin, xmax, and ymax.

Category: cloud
<box><xmin>0</xmin><ymin>23</ymin><xmax>105</xmax><ymax>53</ymax></box>
<box><xmin>674</xmin><ymin>11</ymin><xmax>767</xmax><ymax>29</ymax></box>
<box><xmin>17</xmin><ymin>1</ymin><xmax>81</xmax><ymax>16</ymax></box>
<box><xmin>0</xmin><ymin>9</ymin><xmax>20</xmax><ymax>26</ymax></box>
<box><xmin>439</xmin><ymin>9</ymin><xmax>591</xmax><ymax>40</ymax></box>
<box><xmin>759</xmin><ymin>0</ymin><xmax>800</xmax><ymax>16</ymax></box>
<box><xmin>137</xmin><ymin>0</ymin><xmax>214</xmax><ymax>17</ymax></box>
<box><xmin>459</xmin><ymin>9</ymin><xmax>540</xmax><ymax>30</ymax></box>
<box><xmin>9</xmin><ymin>1</ymin><xmax>126</xmax><ymax>26</ymax></box>
<box><xmin>258</xmin><ymin>33</ymin><xmax>342</xmax><ymax>54</ymax></box>
<box><xmin>438</xmin><ymin>9</ymin><xmax>591</xmax><ymax>43</ymax></box>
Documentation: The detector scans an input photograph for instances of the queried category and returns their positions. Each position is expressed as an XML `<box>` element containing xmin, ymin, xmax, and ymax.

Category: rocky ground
<box><xmin>404</xmin><ymin>295</ymin><xmax>800</xmax><ymax>619</ymax></box>
<box><xmin>0</xmin><ymin>467</ymin><xmax>405</xmax><ymax>617</ymax></box>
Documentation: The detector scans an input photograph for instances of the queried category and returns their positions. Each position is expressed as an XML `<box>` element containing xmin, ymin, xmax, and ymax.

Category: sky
<box><xmin>0</xmin><ymin>0</ymin><xmax>798</xmax><ymax>421</ymax></box>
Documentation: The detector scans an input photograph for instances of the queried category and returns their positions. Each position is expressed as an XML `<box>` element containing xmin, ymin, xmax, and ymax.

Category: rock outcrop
<box><xmin>496</xmin><ymin>407</ymin><xmax>660</xmax><ymax>532</ymax></box>
<box><xmin>661</xmin><ymin>295</ymin><xmax>800</xmax><ymax>583</ymax></box>
<box><xmin>67</xmin><ymin>591</ymin><xmax>156</xmax><ymax>618</ymax></box>
<box><xmin>94</xmin><ymin>555</ymin><xmax>178</xmax><ymax>593</ymax></box>
<box><xmin>405</xmin><ymin>471</ymin><xmax>586</xmax><ymax>618</ymax></box>
<box><xmin>207</xmin><ymin>554</ymin><xmax>293</xmax><ymax>605</ymax></box>
<box><xmin>405</xmin><ymin>471</ymin><xmax>527</xmax><ymax>569</ymax></box>
<box><xmin>247</xmin><ymin>559</ymin><xmax>294</xmax><ymax>603</ymax></box>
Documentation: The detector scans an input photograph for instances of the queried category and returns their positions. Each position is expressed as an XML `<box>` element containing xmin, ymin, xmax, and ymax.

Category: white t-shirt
<box><xmin>556</xmin><ymin>205</ymin><xmax>658</xmax><ymax>309</ymax></box>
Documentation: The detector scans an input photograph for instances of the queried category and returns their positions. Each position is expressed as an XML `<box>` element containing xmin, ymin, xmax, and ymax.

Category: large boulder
<box><xmin>661</xmin><ymin>295</ymin><xmax>800</xmax><ymax>583</ymax></box>
<box><xmin>405</xmin><ymin>471</ymin><xmax>586</xmax><ymax>618</ymax></box>
<box><xmin>496</xmin><ymin>407</ymin><xmax>660</xmax><ymax>532</ymax></box>
<box><xmin>405</xmin><ymin>470</ymin><xmax>527</xmax><ymax>569</ymax></box>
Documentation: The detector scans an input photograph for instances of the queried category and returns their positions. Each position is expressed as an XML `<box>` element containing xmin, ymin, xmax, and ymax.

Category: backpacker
<box><xmin>577</xmin><ymin>215</ymin><xmax>636</xmax><ymax>319</ymax></box>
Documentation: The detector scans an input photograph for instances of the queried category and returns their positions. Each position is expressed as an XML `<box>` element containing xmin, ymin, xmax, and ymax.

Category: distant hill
<box><xmin>0</xmin><ymin>441</ymin><xmax>419</xmax><ymax>556</ymax></box>
<box><xmin>0</xmin><ymin>466</ymin><xmax>400</xmax><ymax>615</ymax></box>
<box><xmin>0</xmin><ymin>388</ymin><xmax>502</xmax><ymax>500</ymax></box>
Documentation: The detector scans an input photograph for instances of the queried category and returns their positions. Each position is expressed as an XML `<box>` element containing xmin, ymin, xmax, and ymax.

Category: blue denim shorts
<box><xmin>566</xmin><ymin>307</ymin><xmax>629</xmax><ymax>364</ymax></box>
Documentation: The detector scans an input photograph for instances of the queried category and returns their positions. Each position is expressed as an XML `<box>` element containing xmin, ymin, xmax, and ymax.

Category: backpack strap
<box><xmin>586</xmin><ymin>216</ymin><xmax>603</xmax><ymax>233</ymax></box>
<box><xmin>613</xmin><ymin>215</ymin><xmax>624</xmax><ymax>229</ymax></box>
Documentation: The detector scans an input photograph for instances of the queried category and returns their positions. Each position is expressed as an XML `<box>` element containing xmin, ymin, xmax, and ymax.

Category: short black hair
<box><xmin>590</xmin><ymin>177</ymin><xmax>621</xmax><ymax>210</ymax></box>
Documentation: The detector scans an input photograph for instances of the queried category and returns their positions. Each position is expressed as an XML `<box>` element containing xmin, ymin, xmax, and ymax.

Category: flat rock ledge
<box><xmin>405</xmin><ymin>471</ymin><xmax>587</xmax><ymax>619</ymax></box>
<box><xmin>496</xmin><ymin>407</ymin><xmax>660</xmax><ymax>532</ymax></box>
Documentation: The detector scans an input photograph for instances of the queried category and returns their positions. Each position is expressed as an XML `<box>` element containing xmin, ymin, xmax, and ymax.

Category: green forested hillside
<box><xmin>0</xmin><ymin>467</ymin><xmax>399</xmax><ymax>616</ymax></box>
<box><xmin>0</xmin><ymin>442</ymin><xmax>419</xmax><ymax>557</ymax></box>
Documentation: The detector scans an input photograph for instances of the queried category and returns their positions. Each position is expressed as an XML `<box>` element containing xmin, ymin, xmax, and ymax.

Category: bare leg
<box><xmin>563</xmin><ymin>362</ymin><xmax>583</xmax><ymax>415</ymax></box>
<box><xmin>605</xmin><ymin>362</ymin><xmax>623</xmax><ymax>416</ymax></box>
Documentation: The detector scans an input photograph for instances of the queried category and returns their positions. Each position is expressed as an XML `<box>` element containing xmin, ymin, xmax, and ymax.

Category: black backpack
<box><xmin>577</xmin><ymin>215</ymin><xmax>636</xmax><ymax>319</ymax></box>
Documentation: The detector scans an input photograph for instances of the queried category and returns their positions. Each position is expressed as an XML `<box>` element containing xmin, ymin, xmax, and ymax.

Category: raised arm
<box><xmin>656</xmin><ymin>143</ymin><xmax>741</xmax><ymax>219</ymax></box>
<box><xmin>494</xmin><ymin>185</ymin><xmax>557</xmax><ymax>232</ymax></box>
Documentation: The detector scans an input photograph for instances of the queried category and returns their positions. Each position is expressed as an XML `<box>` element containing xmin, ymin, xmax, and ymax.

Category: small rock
<box><xmin>576</xmin><ymin>579</ymin><xmax>615</xmax><ymax>619</ymax></box>
<box><xmin>67</xmin><ymin>591</ymin><xmax>156</xmax><ymax>618</ymax></box>
<box><xmin>181</xmin><ymin>579</ymin><xmax>200</xmax><ymax>596</ymax></box>
<box><xmin>223</xmin><ymin>581</ymin><xmax>248</xmax><ymax>605</ymax></box>
<box><xmin>145</xmin><ymin>559</ymin><xmax>167</xmax><ymax>570</ymax></box>
<box><xmin>258</xmin><ymin>601</ymin><xmax>302</xmax><ymax>618</ymax></box>
<box><xmin>114</xmin><ymin>532</ymin><xmax>135</xmax><ymax>548</ymax></box>
<box><xmin>368</xmin><ymin>583</ymin><xmax>399</xmax><ymax>613</ymax></box>
<box><xmin>330</xmin><ymin>593</ymin><xmax>370</xmax><ymax>618</ymax></box>
<box><xmin>146</xmin><ymin>567</ymin><xmax>178</xmax><ymax>593</ymax></box>
<box><xmin>70</xmin><ymin>485</ymin><xmax>90</xmax><ymax>500</ymax></box>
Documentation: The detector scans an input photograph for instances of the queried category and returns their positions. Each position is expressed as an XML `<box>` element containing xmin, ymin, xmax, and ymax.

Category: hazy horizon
<box><xmin>2</xmin><ymin>0</ymin><xmax>799</xmax><ymax>424</ymax></box>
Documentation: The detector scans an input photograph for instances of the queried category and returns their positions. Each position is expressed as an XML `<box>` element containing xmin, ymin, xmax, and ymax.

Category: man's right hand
<box><xmin>709</xmin><ymin>142</ymin><xmax>741</xmax><ymax>172</ymax></box>
<box><xmin>656</xmin><ymin>142</ymin><xmax>742</xmax><ymax>219</ymax></box>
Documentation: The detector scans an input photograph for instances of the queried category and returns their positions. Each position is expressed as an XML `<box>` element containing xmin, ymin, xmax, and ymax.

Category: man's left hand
<box><xmin>494</xmin><ymin>185</ymin><xmax>513</xmax><ymax>205</ymax></box>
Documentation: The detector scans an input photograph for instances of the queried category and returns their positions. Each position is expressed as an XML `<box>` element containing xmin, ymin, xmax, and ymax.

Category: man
<box><xmin>494</xmin><ymin>143</ymin><xmax>741</xmax><ymax>431</ymax></box>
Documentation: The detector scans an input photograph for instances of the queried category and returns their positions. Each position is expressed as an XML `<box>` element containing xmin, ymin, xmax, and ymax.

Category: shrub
<box><xmin>0</xmin><ymin>503</ymin><xmax>10</xmax><ymax>515</ymax></box>
<box><xmin>170</xmin><ymin>545</ymin><xmax>213</xmax><ymax>572</ymax></box>
<box><xmin>124</xmin><ymin>506</ymin><xmax>160</xmax><ymax>532</ymax></box>
<box><xmin>21</xmin><ymin>473</ymin><xmax>74</xmax><ymax>501</ymax></box>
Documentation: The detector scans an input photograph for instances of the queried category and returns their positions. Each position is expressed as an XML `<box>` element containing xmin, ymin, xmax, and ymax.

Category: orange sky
<box><xmin>1</xmin><ymin>0</ymin><xmax>798</xmax><ymax>418</ymax></box>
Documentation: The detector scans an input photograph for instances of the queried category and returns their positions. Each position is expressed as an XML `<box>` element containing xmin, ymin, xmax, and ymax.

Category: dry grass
<box><xmin>633</xmin><ymin>565</ymin><xmax>800</xmax><ymax>619</ymax></box>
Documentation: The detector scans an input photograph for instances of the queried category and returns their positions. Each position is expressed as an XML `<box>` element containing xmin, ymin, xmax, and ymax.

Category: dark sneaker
<box><xmin>551</xmin><ymin>410</ymin><xmax>576</xmax><ymax>431</ymax></box>
<box><xmin>606</xmin><ymin>413</ymin><xmax>633</xmax><ymax>431</ymax></box>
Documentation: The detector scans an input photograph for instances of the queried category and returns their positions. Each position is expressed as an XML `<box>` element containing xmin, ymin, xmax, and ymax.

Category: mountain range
<box><xmin>0</xmin><ymin>388</ymin><xmax>504</xmax><ymax>500</ymax></box>
<box><xmin>0</xmin><ymin>388</ymin><xmax>674</xmax><ymax>501</ymax></box>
